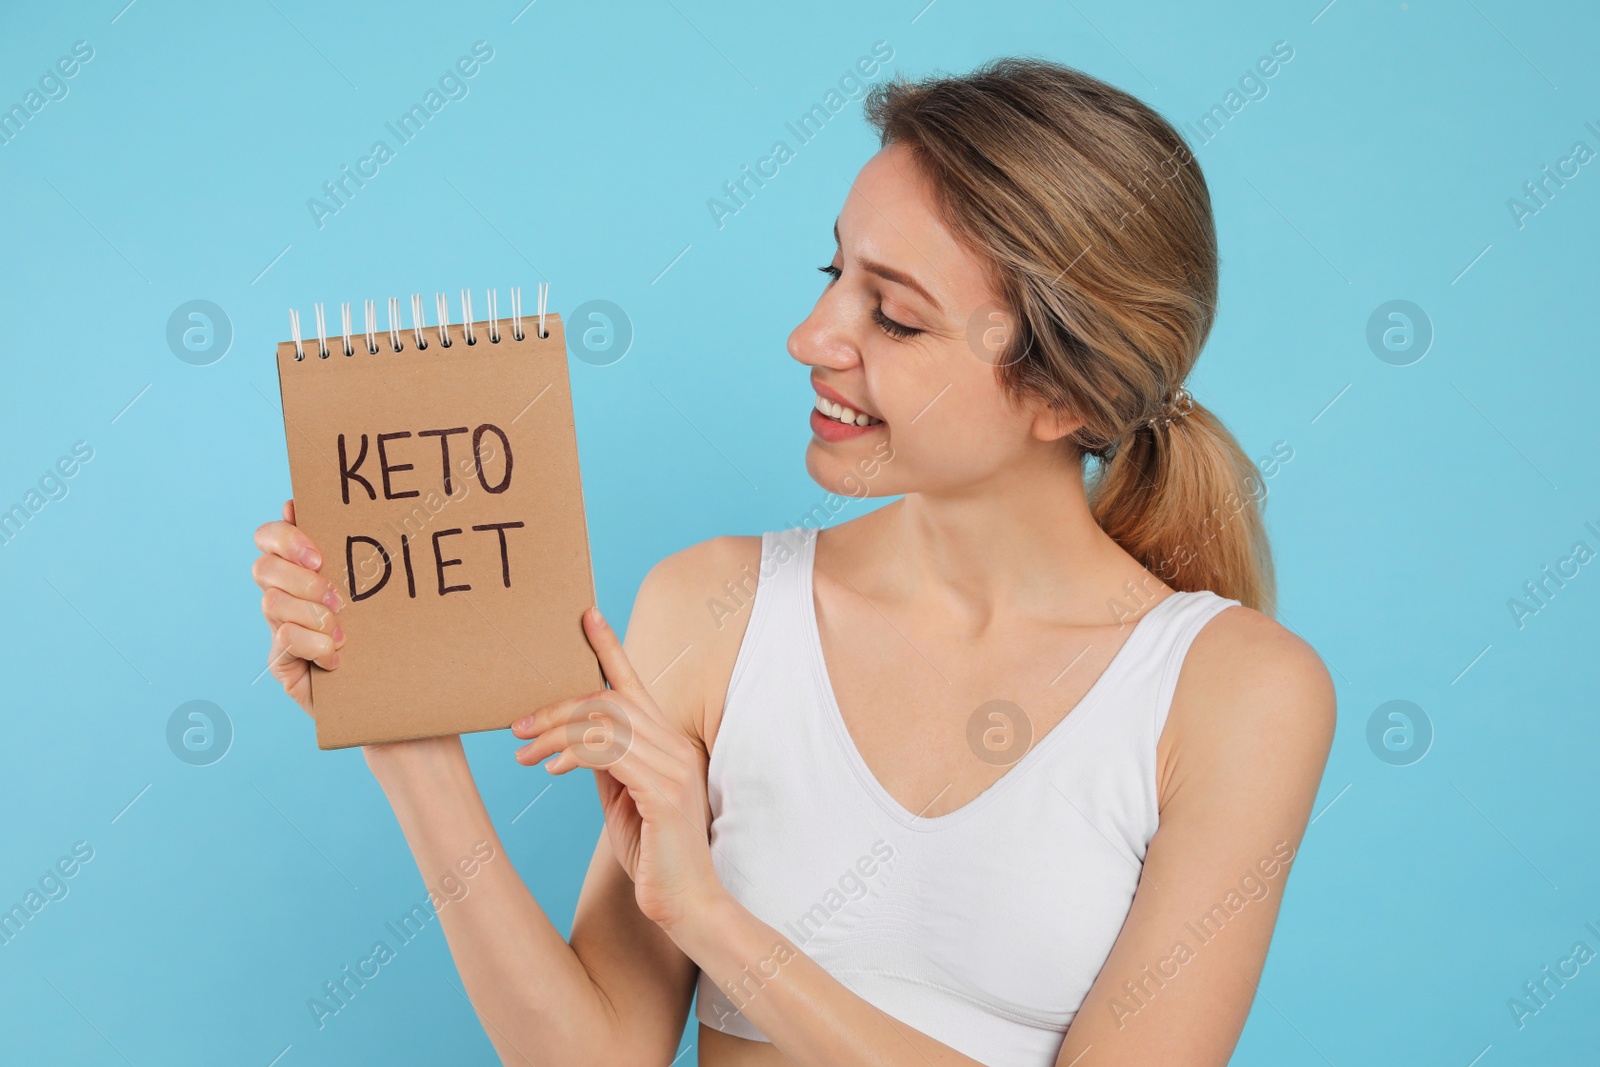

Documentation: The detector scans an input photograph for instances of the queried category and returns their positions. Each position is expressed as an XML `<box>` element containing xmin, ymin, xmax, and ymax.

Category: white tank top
<box><xmin>694</xmin><ymin>527</ymin><xmax>1239</xmax><ymax>1065</ymax></box>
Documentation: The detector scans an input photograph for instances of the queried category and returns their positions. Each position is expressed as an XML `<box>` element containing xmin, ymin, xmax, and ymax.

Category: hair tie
<box><xmin>1145</xmin><ymin>384</ymin><xmax>1194</xmax><ymax>429</ymax></box>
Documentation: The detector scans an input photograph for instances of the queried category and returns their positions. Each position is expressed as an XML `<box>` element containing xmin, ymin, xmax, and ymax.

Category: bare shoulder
<box><xmin>1162</xmin><ymin>603</ymin><xmax>1336</xmax><ymax>797</ymax></box>
<box><xmin>622</xmin><ymin>535</ymin><xmax>764</xmax><ymax>747</ymax></box>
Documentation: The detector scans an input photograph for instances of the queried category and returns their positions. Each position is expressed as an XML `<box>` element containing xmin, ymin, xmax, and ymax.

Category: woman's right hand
<box><xmin>252</xmin><ymin>499</ymin><xmax>346</xmax><ymax>715</ymax></box>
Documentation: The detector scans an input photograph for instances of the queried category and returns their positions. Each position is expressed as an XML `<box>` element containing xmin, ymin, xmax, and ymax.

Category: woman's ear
<box><xmin>1030</xmin><ymin>402</ymin><xmax>1084</xmax><ymax>443</ymax></box>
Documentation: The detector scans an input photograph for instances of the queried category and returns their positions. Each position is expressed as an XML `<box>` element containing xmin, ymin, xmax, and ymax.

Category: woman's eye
<box><xmin>815</xmin><ymin>264</ymin><xmax>919</xmax><ymax>339</ymax></box>
<box><xmin>873</xmin><ymin>306</ymin><xmax>922</xmax><ymax>340</ymax></box>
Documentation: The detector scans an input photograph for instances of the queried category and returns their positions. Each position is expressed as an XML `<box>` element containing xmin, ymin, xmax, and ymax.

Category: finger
<box><xmin>515</xmin><ymin>714</ymin><xmax>632</xmax><ymax>768</ymax></box>
<box><xmin>275</xmin><ymin>621</ymin><xmax>342</xmax><ymax>671</ymax></box>
<box><xmin>511</xmin><ymin>691</ymin><xmax>676</xmax><ymax>756</ymax></box>
<box><xmin>252</xmin><ymin>554</ymin><xmax>344</xmax><ymax>613</ymax></box>
<box><xmin>254</xmin><ymin>518</ymin><xmax>324</xmax><ymax>572</ymax></box>
<box><xmin>262</xmin><ymin>587</ymin><xmax>342</xmax><ymax>638</ymax></box>
<box><xmin>543</xmin><ymin>749</ymin><xmax>580</xmax><ymax>774</ymax></box>
<box><xmin>284</xmin><ymin>499</ymin><xmax>296</xmax><ymax>525</ymax></box>
<box><xmin>266</xmin><ymin>626</ymin><xmax>314</xmax><ymax>681</ymax></box>
<box><xmin>582</xmin><ymin>607</ymin><xmax>649</xmax><ymax>702</ymax></box>
<box><xmin>518</xmin><ymin>708</ymin><xmax>688</xmax><ymax>780</ymax></box>
<box><xmin>514</xmin><ymin>699</ymin><xmax>641</xmax><ymax>766</ymax></box>
<box><xmin>510</xmin><ymin>690</ymin><xmax>607</xmax><ymax>739</ymax></box>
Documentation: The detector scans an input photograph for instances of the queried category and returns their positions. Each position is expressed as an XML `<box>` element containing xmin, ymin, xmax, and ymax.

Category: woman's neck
<box><xmin>840</xmin><ymin>450</ymin><xmax>1154</xmax><ymax>628</ymax></box>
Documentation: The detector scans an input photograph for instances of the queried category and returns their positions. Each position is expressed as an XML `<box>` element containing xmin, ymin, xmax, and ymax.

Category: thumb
<box><xmin>582</xmin><ymin>606</ymin><xmax>649</xmax><ymax>703</ymax></box>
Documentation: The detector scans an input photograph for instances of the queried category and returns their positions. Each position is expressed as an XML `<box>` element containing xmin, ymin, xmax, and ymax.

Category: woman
<box><xmin>252</xmin><ymin>59</ymin><xmax>1333</xmax><ymax>1067</ymax></box>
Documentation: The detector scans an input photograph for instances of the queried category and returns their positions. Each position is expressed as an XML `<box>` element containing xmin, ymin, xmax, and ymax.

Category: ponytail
<box><xmin>1090</xmin><ymin>403</ymin><xmax>1276</xmax><ymax>614</ymax></box>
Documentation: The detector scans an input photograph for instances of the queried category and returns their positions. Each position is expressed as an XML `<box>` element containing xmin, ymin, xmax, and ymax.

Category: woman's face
<box><xmin>789</xmin><ymin>142</ymin><xmax>1073</xmax><ymax>501</ymax></box>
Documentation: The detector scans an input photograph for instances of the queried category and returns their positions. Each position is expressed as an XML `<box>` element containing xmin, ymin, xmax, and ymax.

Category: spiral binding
<box><xmin>287</xmin><ymin>284</ymin><xmax>550</xmax><ymax>361</ymax></box>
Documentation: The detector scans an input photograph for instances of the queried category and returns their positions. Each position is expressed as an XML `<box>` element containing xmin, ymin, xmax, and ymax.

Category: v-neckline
<box><xmin>800</xmin><ymin>527</ymin><xmax>1185</xmax><ymax>831</ymax></box>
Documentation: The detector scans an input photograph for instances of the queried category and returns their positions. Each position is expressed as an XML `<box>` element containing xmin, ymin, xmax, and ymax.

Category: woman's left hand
<box><xmin>511</xmin><ymin>606</ymin><xmax>724</xmax><ymax>936</ymax></box>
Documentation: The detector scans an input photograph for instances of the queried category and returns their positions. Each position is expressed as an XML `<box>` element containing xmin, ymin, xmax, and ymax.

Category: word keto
<box><xmin>707</xmin><ymin>41</ymin><xmax>895</xmax><ymax>230</ymax></box>
<box><xmin>783</xmin><ymin>840</ymin><xmax>896</xmax><ymax>945</ymax></box>
<box><xmin>1507</xmin><ymin>520</ymin><xmax>1600</xmax><ymax>630</ymax></box>
<box><xmin>308</xmin><ymin>41</ymin><xmax>494</xmax><ymax>229</ymax></box>
<box><xmin>335</xmin><ymin>424</ymin><xmax>524</xmax><ymax>602</ymax></box>
<box><xmin>0</xmin><ymin>841</ymin><xmax>95</xmax><ymax>947</ymax></box>
<box><xmin>1508</xmin><ymin>120</ymin><xmax>1600</xmax><ymax>230</ymax></box>
<box><xmin>706</xmin><ymin>439</ymin><xmax>894</xmax><ymax>628</ymax></box>
<box><xmin>0</xmin><ymin>440</ymin><xmax>94</xmax><ymax>549</ymax></box>
<box><xmin>0</xmin><ymin>41</ymin><xmax>94</xmax><ymax>148</ymax></box>
<box><xmin>1107</xmin><ymin>841</ymin><xmax>1294</xmax><ymax>1028</ymax></box>
<box><xmin>308</xmin><ymin>840</ymin><xmax>495</xmax><ymax>1029</ymax></box>
<box><xmin>1179</xmin><ymin>41</ymin><xmax>1294</xmax><ymax>149</ymax></box>
<box><xmin>1507</xmin><ymin>918</ymin><xmax>1600</xmax><ymax>1030</ymax></box>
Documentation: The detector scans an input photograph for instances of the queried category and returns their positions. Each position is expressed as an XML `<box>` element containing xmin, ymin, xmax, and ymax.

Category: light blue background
<box><xmin>1</xmin><ymin>1</ymin><xmax>1596</xmax><ymax>1064</ymax></box>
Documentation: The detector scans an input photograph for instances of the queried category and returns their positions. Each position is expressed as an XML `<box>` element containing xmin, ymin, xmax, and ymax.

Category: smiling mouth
<box><xmin>814</xmin><ymin>394</ymin><xmax>884</xmax><ymax>427</ymax></box>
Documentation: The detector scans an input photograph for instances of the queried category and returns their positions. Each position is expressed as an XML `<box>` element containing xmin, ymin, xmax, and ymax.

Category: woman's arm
<box><xmin>364</xmin><ymin>738</ymin><xmax>698</xmax><ymax>1066</ymax></box>
<box><xmin>253</xmin><ymin>503</ymin><xmax>706</xmax><ymax>1066</ymax></box>
<box><xmin>1054</xmin><ymin>607</ymin><xmax>1336</xmax><ymax>1066</ymax></box>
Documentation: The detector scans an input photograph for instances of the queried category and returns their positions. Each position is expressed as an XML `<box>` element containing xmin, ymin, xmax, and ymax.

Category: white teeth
<box><xmin>813</xmin><ymin>393</ymin><xmax>882</xmax><ymax>426</ymax></box>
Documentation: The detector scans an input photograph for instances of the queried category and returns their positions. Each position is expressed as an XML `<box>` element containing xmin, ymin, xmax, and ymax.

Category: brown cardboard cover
<box><xmin>274</xmin><ymin>313</ymin><xmax>602</xmax><ymax>749</ymax></box>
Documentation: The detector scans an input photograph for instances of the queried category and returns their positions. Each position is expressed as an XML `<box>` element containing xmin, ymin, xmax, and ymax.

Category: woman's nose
<box><xmin>788</xmin><ymin>299</ymin><xmax>860</xmax><ymax>372</ymax></box>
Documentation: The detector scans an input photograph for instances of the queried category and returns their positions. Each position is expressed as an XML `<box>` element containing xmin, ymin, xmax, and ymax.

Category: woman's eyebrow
<box><xmin>833</xmin><ymin>218</ymin><xmax>943</xmax><ymax>314</ymax></box>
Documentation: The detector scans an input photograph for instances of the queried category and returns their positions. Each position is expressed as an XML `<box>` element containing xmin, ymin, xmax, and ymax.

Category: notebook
<box><xmin>273</xmin><ymin>286</ymin><xmax>602</xmax><ymax>749</ymax></box>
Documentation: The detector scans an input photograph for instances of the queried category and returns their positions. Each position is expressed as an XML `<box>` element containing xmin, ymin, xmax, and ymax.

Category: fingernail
<box><xmin>515</xmin><ymin>716</ymin><xmax>533</xmax><ymax>731</ymax></box>
<box><xmin>326</xmin><ymin>653</ymin><xmax>341</xmax><ymax>669</ymax></box>
<box><xmin>324</xmin><ymin>588</ymin><xmax>343</xmax><ymax>612</ymax></box>
<box><xmin>332</xmin><ymin>626</ymin><xmax>345</xmax><ymax>645</ymax></box>
<box><xmin>302</xmin><ymin>548</ymin><xmax>322</xmax><ymax>570</ymax></box>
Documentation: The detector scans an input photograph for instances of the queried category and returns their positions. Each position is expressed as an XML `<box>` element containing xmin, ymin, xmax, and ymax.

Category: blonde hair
<box><xmin>865</xmin><ymin>58</ymin><xmax>1275</xmax><ymax>614</ymax></box>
